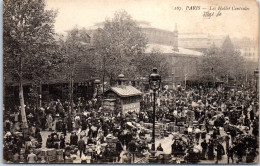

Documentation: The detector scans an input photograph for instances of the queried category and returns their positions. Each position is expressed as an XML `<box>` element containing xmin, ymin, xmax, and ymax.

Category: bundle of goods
<box><xmin>85</xmin><ymin>144</ymin><xmax>96</xmax><ymax>154</ymax></box>
<box><xmin>143</xmin><ymin>123</ymin><xmax>153</xmax><ymax>129</ymax></box>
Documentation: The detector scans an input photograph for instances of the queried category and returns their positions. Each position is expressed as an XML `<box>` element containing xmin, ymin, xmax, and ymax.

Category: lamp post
<box><xmin>94</xmin><ymin>79</ymin><xmax>102</xmax><ymax>109</ymax></box>
<box><xmin>211</xmin><ymin>67</ymin><xmax>215</xmax><ymax>88</ymax></box>
<box><xmin>149</xmin><ymin>68</ymin><xmax>161</xmax><ymax>152</ymax></box>
<box><xmin>94</xmin><ymin>79</ymin><xmax>101</xmax><ymax>97</ymax></box>
<box><xmin>254</xmin><ymin>69</ymin><xmax>258</xmax><ymax>94</ymax></box>
<box><xmin>172</xmin><ymin>73</ymin><xmax>174</xmax><ymax>89</ymax></box>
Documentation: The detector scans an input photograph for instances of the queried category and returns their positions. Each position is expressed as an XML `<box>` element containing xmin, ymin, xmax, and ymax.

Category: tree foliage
<box><xmin>135</xmin><ymin>48</ymin><xmax>171</xmax><ymax>78</ymax></box>
<box><xmin>197</xmin><ymin>37</ymin><xmax>247</xmax><ymax>84</ymax></box>
<box><xmin>92</xmin><ymin>10</ymin><xmax>148</xmax><ymax>83</ymax></box>
<box><xmin>57</xmin><ymin>27</ymin><xmax>95</xmax><ymax>80</ymax></box>
<box><xmin>3</xmin><ymin>0</ymin><xmax>59</xmax><ymax>83</ymax></box>
<box><xmin>3</xmin><ymin>0</ymin><xmax>59</xmax><ymax>128</ymax></box>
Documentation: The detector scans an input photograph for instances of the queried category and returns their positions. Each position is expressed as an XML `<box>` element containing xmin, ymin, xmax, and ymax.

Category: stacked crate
<box><xmin>56</xmin><ymin>149</ymin><xmax>64</xmax><ymax>163</ymax></box>
<box><xmin>179</xmin><ymin>126</ymin><xmax>185</xmax><ymax>134</ymax></box>
<box><xmin>19</xmin><ymin>148</ymin><xmax>26</xmax><ymax>163</ymax></box>
<box><xmin>174</xmin><ymin>126</ymin><xmax>179</xmax><ymax>132</ymax></box>
<box><xmin>35</xmin><ymin>149</ymin><xmax>47</xmax><ymax>163</ymax></box>
<box><xmin>168</xmin><ymin>122</ymin><xmax>175</xmax><ymax>132</ymax></box>
<box><xmin>46</xmin><ymin>149</ymin><xmax>57</xmax><ymax>163</ymax></box>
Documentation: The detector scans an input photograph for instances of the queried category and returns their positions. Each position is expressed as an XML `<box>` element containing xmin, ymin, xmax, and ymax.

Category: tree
<box><xmin>135</xmin><ymin>48</ymin><xmax>171</xmax><ymax>78</ymax></box>
<box><xmin>58</xmin><ymin>27</ymin><xmax>95</xmax><ymax>113</ymax></box>
<box><xmin>3</xmin><ymin>0</ymin><xmax>58</xmax><ymax>129</ymax></box>
<box><xmin>197</xmin><ymin>37</ymin><xmax>247</xmax><ymax>85</ymax></box>
<box><xmin>92</xmin><ymin>10</ymin><xmax>147</xmax><ymax>85</ymax></box>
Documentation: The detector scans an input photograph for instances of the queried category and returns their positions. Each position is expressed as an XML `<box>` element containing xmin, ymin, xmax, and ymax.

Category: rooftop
<box><xmin>145</xmin><ymin>43</ymin><xmax>203</xmax><ymax>57</ymax></box>
<box><xmin>110</xmin><ymin>86</ymin><xmax>143</xmax><ymax>97</ymax></box>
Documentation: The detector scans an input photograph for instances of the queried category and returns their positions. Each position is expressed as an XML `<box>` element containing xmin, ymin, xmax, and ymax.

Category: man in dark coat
<box><xmin>46</xmin><ymin>135</ymin><xmax>52</xmax><ymax>148</ymax></box>
<box><xmin>35</xmin><ymin>132</ymin><xmax>42</xmax><ymax>144</ymax></box>
<box><xmin>78</xmin><ymin>136</ymin><xmax>86</xmax><ymax>158</ymax></box>
<box><xmin>207</xmin><ymin>140</ymin><xmax>214</xmax><ymax>160</ymax></box>
<box><xmin>67</xmin><ymin>115</ymin><xmax>73</xmax><ymax>132</ymax></box>
<box><xmin>60</xmin><ymin>120</ymin><xmax>66</xmax><ymax>136</ymax></box>
<box><xmin>201</xmin><ymin>140</ymin><xmax>208</xmax><ymax>160</ymax></box>
<box><xmin>157</xmin><ymin>143</ymin><xmax>164</xmax><ymax>152</ymax></box>
<box><xmin>128</xmin><ymin>140</ymin><xmax>136</xmax><ymax>162</ymax></box>
<box><xmin>116</xmin><ymin>140</ymin><xmax>123</xmax><ymax>162</ymax></box>
<box><xmin>215</xmin><ymin>142</ymin><xmax>225</xmax><ymax>164</ymax></box>
<box><xmin>70</xmin><ymin>133</ymin><xmax>78</xmax><ymax>146</ymax></box>
<box><xmin>227</xmin><ymin>145</ymin><xmax>234</xmax><ymax>164</ymax></box>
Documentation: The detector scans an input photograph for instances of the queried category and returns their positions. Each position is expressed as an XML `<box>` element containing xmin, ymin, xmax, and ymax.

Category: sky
<box><xmin>45</xmin><ymin>0</ymin><xmax>259</xmax><ymax>39</ymax></box>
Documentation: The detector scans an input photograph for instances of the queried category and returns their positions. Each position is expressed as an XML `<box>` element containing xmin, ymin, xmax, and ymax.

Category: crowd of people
<box><xmin>3</xmin><ymin>83</ymin><xmax>259</xmax><ymax>164</ymax></box>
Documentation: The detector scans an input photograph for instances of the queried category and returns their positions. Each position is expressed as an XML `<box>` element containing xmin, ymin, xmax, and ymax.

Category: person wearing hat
<box><xmin>201</xmin><ymin>140</ymin><xmax>208</xmax><ymax>160</ymax></box>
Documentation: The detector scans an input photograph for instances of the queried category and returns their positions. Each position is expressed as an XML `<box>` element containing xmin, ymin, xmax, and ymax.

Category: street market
<box><xmin>3</xmin><ymin>0</ymin><xmax>259</xmax><ymax>164</ymax></box>
<box><xmin>3</xmin><ymin>76</ymin><xmax>259</xmax><ymax>164</ymax></box>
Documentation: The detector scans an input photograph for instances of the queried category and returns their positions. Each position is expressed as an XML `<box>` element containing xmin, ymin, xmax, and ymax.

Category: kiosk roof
<box><xmin>111</xmin><ymin>86</ymin><xmax>143</xmax><ymax>97</ymax></box>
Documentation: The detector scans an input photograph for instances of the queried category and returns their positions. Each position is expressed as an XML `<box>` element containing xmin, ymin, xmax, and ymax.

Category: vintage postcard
<box><xmin>3</xmin><ymin>0</ymin><xmax>259</xmax><ymax>164</ymax></box>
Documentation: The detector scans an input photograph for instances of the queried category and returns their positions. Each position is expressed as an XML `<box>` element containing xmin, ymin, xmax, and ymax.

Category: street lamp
<box><xmin>172</xmin><ymin>73</ymin><xmax>174</xmax><ymax>89</ymax></box>
<box><xmin>149</xmin><ymin>68</ymin><xmax>161</xmax><ymax>151</ymax></box>
<box><xmin>94</xmin><ymin>79</ymin><xmax>102</xmax><ymax>108</ymax></box>
<box><xmin>254</xmin><ymin>69</ymin><xmax>258</xmax><ymax>93</ymax></box>
<box><xmin>211</xmin><ymin>67</ymin><xmax>215</xmax><ymax>88</ymax></box>
<box><xmin>94</xmin><ymin>79</ymin><xmax>101</xmax><ymax>97</ymax></box>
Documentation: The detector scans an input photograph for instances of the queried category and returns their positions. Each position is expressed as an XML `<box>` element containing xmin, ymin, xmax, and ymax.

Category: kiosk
<box><xmin>104</xmin><ymin>74</ymin><xmax>143</xmax><ymax>115</ymax></box>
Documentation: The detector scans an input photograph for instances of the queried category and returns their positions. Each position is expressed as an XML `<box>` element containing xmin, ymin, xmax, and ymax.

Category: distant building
<box><xmin>144</xmin><ymin>24</ymin><xmax>204</xmax><ymax>87</ymax></box>
<box><xmin>234</xmin><ymin>38</ymin><xmax>258</xmax><ymax>62</ymax></box>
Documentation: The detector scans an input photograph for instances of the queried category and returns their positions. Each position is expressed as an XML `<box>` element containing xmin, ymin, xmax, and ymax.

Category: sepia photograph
<box><xmin>2</xmin><ymin>0</ymin><xmax>259</xmax><ymax>164</ymax></box>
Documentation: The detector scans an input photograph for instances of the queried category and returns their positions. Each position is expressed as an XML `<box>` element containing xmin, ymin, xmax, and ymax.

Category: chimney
<box><xmin>173</xmin><ymin>23</ymin><xmax>179</xmax><ymax>52</ymax></box>
<box><xmin>117</xmin><ymin>74</ymin><xmax>126</xmax><ymax>89</ymax></box>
